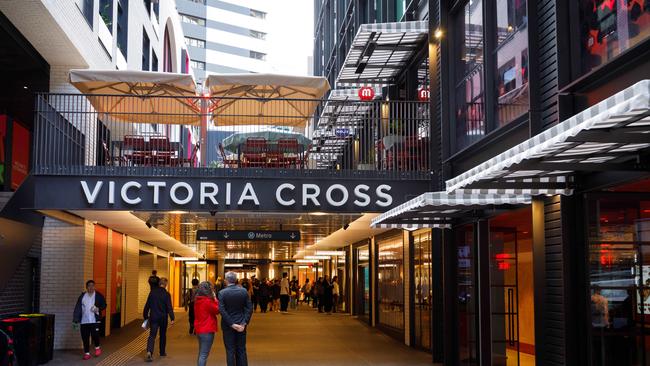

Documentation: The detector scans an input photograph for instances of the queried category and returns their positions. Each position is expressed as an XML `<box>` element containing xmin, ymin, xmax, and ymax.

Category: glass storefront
<box><xmin>357</xmin><ymin>243</ymin><xmax>371</xmax><ymax>322</ymax></box>
<box><xmin>489</xmin><ymin>208</ymin><xmax>535</xmax><ymax>366</ymax></box>
<box><xmin>414</xmin><ymin>230</ymin><xmax>433</xmax><ymax>351</ymax></box>
<box><xmin>457</xmin><ymin>224</ymin><xmax>478</xmax><ymax>365</ymax></box>
<box><xmin>579</xmin><ymin>0</ymin><xmax>650</xmax><ymax>75</ymax></box>
<box><xmin>377</xmin><ymin>233</ymin><xmax>405</xmax><ymax>333</ymax></box>
<box><xmin>587</xmin><ymin>194</ymin><xmax>650</xmax><ymax>365</ymax></box>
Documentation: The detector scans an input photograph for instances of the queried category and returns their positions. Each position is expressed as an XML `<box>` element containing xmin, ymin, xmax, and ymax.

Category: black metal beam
<box><xmin>566</xmin><ymin>130</ymin><xmax>650</xmax><ymax>144</ymax></box>
<box><xmin>517</xmin><ymin>161</ymin><xmax>649</xmax><ymax>172</ymax></box>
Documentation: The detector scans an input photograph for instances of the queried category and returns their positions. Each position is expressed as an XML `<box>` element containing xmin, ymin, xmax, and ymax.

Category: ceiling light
<box><xmin>316</xmin><ymin>251</ymin><xmax>345</xmax><ymax>256</ymax></box>
<box><xmin>296</xmin><ymin>259</ymin><xmax>318</xmax><ymax>263</ymax></box>
<box><xmin>298</xmin><ymin>265</ymin><xmax>310</xmax><ymax>269</ymax></box>
<box><xmin>174</xmin><ymin>257</ymin><xmax>199</xmax><ymax>261</ymax></box>
<box><xmin>186</xmin><ymin>261</ymin><xmax>207</xmax><ymax>265</ymax></box>
<box><xmin>434</xmin><ymin>29</ymin><xmax>443</xmax><ymax>39</ymax></box>
<box><xmin>305</xmin><ymin>255</ymin><xmax>330</xmax><ymax>260</ymax></box>
<box><xmin>225</xmin><ymin>263</ymin><xmax>244</xmax><ymax>268</ymax></box>
<box><xmin>309</xmin><ymin>212</ymin><xmax>328</xmax><ymax>216</ymax></box>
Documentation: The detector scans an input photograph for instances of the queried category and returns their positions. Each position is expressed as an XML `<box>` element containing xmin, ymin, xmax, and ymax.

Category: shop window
<box><xmin>456</xmin><ymin>225</ymin><xmax>478</xmax><ymax>365</ymax></box>
<box><xmin>163</xmin><ymin>26</ymin><xmax>173</xmax><ymax>72</ymax></box>
<box><xmin>377</xmin><ymin>233</ymin><xmax>404</xmax><ymax>332</ymax></box>
<box><xmin>414</xmin><ymin>230</ymin><xmax>432</xmax><ymax>351</ymax></box>
<box><xmin>587</xmin><ymin>196</ymin><xmax>650</xmax><ymax>365</ymax></box>
<box><xmin>579</xmin><ymin>0</ymin><xmax>650</xmax><ymax>75</ymax></box>
<box><xmin>357</xmin><ymin>244</ymin><xmax>371</xmax><ymax>320</ymax></box>
<box><xmin>495</xmin><ymin>0</ymin><xmax>529</xmax><ymax>127</ymax></box>
<box><xmin>453</xmin><ymin>0</ymin><xmax>485</xmax><ymax>151</ymax></box>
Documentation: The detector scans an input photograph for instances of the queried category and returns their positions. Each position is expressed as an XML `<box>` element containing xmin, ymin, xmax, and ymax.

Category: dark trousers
<box><xmin>252</xmin><ymin>296</ymin><xmax>258</xmax><ymax>312</ymax></box>
<box><xmin>147</xmin><ymin>320</ymin><xmax>168</xmax><ymax>355</ymax></box>
<box><xmin>259</xmin><ymin>297</ymin><xmax>269</xmax><ymax>313</ymax></box>
<box><xmin>222</xmin><ymin>327</ymin><xmax>248</xmax><ymax>366</ymax></box>
<box><xmin>188</xmin><ymin>305</ymin><xmax>195</xmax><ymax>334</ymax></box>
<box><xmin>280</xmin><ymin>294</ymin><xmax>290</xmax><ymax>312</ymax></box>
<box><xmin>312</xmin><ymin>295</ymin><xmax>319</xmax><ymax>308</ymax></box>
<box><xmin>80</xmin><ymin>323</ymin><xmax>100</xmax><ymax>353</ymax></box>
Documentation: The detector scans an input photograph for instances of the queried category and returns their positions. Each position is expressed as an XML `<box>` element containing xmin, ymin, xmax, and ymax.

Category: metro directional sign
<box><xmin>196</xmin><ymin>230</ymin><xmax>301</xmax><ymax>242</ymax></box>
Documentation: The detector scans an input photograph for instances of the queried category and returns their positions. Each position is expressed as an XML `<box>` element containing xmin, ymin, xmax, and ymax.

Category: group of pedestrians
<box><xmin>304</xmin><ymin>275</ymin><xmax>340</xmax><ymax>314</ymax></box>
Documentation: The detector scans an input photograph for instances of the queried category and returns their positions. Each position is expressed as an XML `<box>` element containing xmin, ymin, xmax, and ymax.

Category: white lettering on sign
<box><xmin>302</xmin><ymin>184</ymin><xmax>321</xmax><ymax>206</ymax></box>
<box><xmin>326</xmin><ymin>184</ymin><xmax>348</xmax><ymax>207</ymax></box>
<box><xmin>238</xmin><ymin>182</ymin><xmax>260</xmax><ymax>205</ymax></box>
<box><xmin>147</xmin><ymin>181</ymin><xmax>166</xmax><ymax>205</ymax></box>
<box><xmin>170</xmin><ymin>182</ymin><xmax>193</xmax><ymax>205</ymax></box>
<box><xmin>79</xmin><ymin>181</ymin><xmax>398</xmax><ymax>209</ymax></box>
<box><xmin>276</xmin><ymin>183</ymin><xmax>296</xmax><ymax>206</ymax></box>
<box><xmin>200</xmin><ymin>183</ymin><xmax>218</xmax><ymax>205</ymax></box>
<box><xmin>81</xmin><ymin>181</ymin><xmax>103</xmax><ymax>204</ymax></box>
<box><xmin>121</xmin><ymin>181</ymin><xmax>142</xmax><ymax>205</ymax></box>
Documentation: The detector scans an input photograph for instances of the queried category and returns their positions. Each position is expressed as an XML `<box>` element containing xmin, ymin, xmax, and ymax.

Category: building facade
<box><xmin>177</xmin><ymin>0</ymin><xmax>272</xmax><ymax>80</ymax></box>
<box><xmin>318</xmin><ymin>0</ymin><xmax>650</xmax><ymax>365</ymax></box>
<box><xmin>0</xmin><ymin>0</ymin><xmax>194</xmax><ymax>349</ymax></box>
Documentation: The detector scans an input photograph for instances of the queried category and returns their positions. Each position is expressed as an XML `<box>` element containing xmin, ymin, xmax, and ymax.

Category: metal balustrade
<box><xmin>33</xmin><ymin>93</ymin><xmax>431</xmax><ymax>179</ymax></box>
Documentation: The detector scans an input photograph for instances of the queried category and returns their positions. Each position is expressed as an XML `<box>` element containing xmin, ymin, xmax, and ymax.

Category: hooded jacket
<box><xmin>194</xmin><ymin>295</ymin><xmax>220</xmax><ymax>334</ymax></box>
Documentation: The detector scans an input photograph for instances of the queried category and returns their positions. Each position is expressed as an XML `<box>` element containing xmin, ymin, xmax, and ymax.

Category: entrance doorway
<box><xmin>489</xmin><ymin>208</ymin><xmax>535</xmax><ymax>366</ymax></box>
<box><xmin>413</xmin><ymin>229</ymin><xmax>432</xmax><ymax>351</ymax></box>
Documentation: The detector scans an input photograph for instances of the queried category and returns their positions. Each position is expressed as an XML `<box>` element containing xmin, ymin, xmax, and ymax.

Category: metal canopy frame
<box><xmin>445</xmin><ymin>80</ymin><xmax>650</xmax><ymax>195</ymax></box>
<box><xmin>371</xmin><ymin>191</ymin><xmax>532</xmax><ymax>229</ymax></box>
<box><xmin>336</xmin><ymin>21</ymin><xmax>429</xmax><ymax>86</ymax></box>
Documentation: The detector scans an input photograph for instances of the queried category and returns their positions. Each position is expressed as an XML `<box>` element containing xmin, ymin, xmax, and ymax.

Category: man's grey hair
<box><xmin>225</xmin><ymin>271</ymin><xmax>238</xmax><ymax>284</ymax></box>
<box><xmin>197</xmin><ymin>281</ymin><xmax>213</xmax><ymax>297</ymax></box>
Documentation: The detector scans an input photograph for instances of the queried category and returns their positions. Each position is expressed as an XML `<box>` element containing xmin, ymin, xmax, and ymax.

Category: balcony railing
<box><xmin>33</xmin><ymin>93</ymin><xmax>431</xmax><ymax>179</ymax></box>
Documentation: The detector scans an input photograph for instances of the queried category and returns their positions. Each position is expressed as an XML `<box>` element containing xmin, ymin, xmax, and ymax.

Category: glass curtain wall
<box><xmin>587</xmin><ymin>195</ymin><xmax>650</xmax><ymax>365</ymax></box>
<box><xmin>414</xmin><ymin>230</ymin><xmax>433</xmax><ymax>351</ymax></box>
<box><xmin>377</xmin><ymin>233</ymin><xmax>405</xmax><ymax>333</ymax></box>
<box><xmin>457</xmin><ymin>224</ymin><xmax>478</xmax><ymax>365</ymax></box>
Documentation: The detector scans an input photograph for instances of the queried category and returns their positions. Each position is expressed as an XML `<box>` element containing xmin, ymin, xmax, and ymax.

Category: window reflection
<box><xmin>457</xmin><ymin>225</ymin><xmax>478</xmax><ymax>365</ymax></box>
<box><xmin>378</xmin><ymin>234</ymin><xmax>404</xmax><ymax>332</ymax></box>
<box><xmin>588</xmin><ymin>198</ymin><xmax>650</xmax><ymax>365</ymax></box>
<box><xmin>454</xmin><ymin>0</ymin><xmax>485</xmax><ymax>151</ymax></box>
<box><xmin>495</xmin><ymin>0</ymin><xmax>529</xmax><ymax>127</ymax></box>
<box><xmin>414</xmin><ymin>230</ymin><xmax>432</xmax><ymax>351</ymax></box>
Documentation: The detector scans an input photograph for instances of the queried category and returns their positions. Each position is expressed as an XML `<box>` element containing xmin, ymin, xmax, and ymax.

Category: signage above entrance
<box><xmin>28</xmin><ymin>175</ymin><xmax>429</xmax><ymax>213</ymax></box>
<box><xmin>196</xmin><ymin>230</ymin><xmax>301</xmax><ymax>242</ymax></box>
<box><xmin>358</xmin><ymin>86</ymin><xmax>375</xmax><ymax>101</ymax></box>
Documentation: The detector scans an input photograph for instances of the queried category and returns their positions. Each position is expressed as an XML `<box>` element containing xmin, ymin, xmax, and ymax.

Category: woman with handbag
<box><xmin>194</xmin><ymin>281</ymin><xmax>220</xmax><ymax>366</ymax></box>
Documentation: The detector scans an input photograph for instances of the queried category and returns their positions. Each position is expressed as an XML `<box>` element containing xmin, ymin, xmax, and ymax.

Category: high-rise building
<box><xmin>177</xmin><ymin>0</ymin><xmax>272</xmax><ymax>81</ymax></box>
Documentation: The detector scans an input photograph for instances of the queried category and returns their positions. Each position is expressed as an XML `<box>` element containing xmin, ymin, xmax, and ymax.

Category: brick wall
<box><xmin>0</xmin><ymin>231</ymin><xmax>42</xmax><ymax>316</ymax></box>
<box><xmin>40</xmin><ymin>217</ymin><xmax>92</xmax><ymax>350</ymax></box>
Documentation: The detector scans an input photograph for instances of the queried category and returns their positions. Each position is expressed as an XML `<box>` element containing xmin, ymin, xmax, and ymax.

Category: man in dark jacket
<box><xmin>73</xmin><ymin>280</ymin><xmax>107</xmax><ymax>360</ymax></box>
<box><xmin>218</xmin><ymin>271</ymin><xmax>253</xmax><ymax>366</ymax></box>
<box><xmin>143</xmin><ymin>277</ymin><xmax>175</xmax><ymax>362</ymax></box>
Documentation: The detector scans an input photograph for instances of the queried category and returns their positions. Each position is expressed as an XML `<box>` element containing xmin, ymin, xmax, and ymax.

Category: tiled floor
<box><xmin>53</xmin><ymin>305</ymin><xmax>434</xmax><ymax>365</ymax></box>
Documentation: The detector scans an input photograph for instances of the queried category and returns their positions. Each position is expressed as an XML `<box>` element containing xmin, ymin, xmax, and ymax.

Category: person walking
<box><xmin>302</xmin><ymin>279</ymin><xmax>312</xmax><ymax>306</ymax></box>
<box><xmin>185</xmin><ymin>278</ymin><xmax>200</xmax><ymax>335</ymax></box>
<box><xmin>280</xmin><ymin>273</ymin><xmax>290</xmax><ymax>313</ymax></box>
<box><xmin>218</xmin><ymin>272</ymin><xmax>253</xmax><ymax>366</ymax></box>
<box><xmin>194</xmin><ymin>281</ymin><xmax>220</xmax><ymax>366</ymax></box>
<box><xmin>148</xmin><ymin>270</ymin><xmax>160</xmax><ymax>290</ymax></box>
<box><xmin>143</xmin><ymin>276</ymin><xmax>175</xmax><ymax>362</ymax></box>
<box><xmin>72</xmin><ymin>280</ymin><xmax>107</xmax><ymax>360</ymax></box>
<box><xmin>315</xmin><ymin>277</ymin><xmax>324</xmax><ymax>312</ymax></box>
<box><xmin>332</xmin><ymin>276</ymin><xmax>340</xmax><ymax>313</ymax></box>
<box><xmin>322</xmin><ymin>276</ymin><xmax>333</xmax><ymax>314</ymax></box>
<box><xmin>251</xmin><ymin>276</ymin><xmax>260</xmax><ymax>312</ymax></box>
<box><xmin>272</xmin><ymin>279</ymin><xmax>281</xmax><ymax>312</ymax></box>
<box><xmin>258</xmin><ymin>278</ymin><xmax>270</xmax><ymax>313</ymax></box>
<box><xmin>289</xmin><ymin>276</ymin><xmax>299</xmax><ymax>310</ymax></box>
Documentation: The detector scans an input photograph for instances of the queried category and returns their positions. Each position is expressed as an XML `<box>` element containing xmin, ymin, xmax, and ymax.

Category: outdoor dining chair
<box><xmin>241</xmin><ymin>138</ymin><xmax>267</xmax><ymax>168</ymax></box>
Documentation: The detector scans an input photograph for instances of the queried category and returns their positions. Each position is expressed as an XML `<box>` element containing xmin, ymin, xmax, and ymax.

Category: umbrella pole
<box><xmin>200</xmin><ymin>96</ymin><xmax>209</xmax><ymax>167</ymax></box>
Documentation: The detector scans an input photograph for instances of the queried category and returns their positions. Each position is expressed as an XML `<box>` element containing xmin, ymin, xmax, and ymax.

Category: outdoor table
<box><xmin>111</xmin><ymin>140</ymin><xmax>184</xmax><ymax>166</ymax></box>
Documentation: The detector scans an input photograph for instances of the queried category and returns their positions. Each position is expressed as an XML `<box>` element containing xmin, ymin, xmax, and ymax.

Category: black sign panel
<box><xmin>28</xmin><ymin>175</ymin><xmax>430</xmax><ymax>213</ymax></box>
<box><xmin>197</xmin><ymin>230</ymin><xmax>301</xmax><ymax>242</ymax></box>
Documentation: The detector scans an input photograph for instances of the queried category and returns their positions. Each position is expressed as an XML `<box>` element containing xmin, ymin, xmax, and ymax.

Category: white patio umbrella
<box><xmin>69</xmin><ymin>69</ymin><xmax>202</xmax><ymax>125</ymax></box>
<box><xmin>206</xmin><ymin>73</ymin><xmax>330</xmax><ymax>127</ymax></box>
<box><xmin>222</xmin><ymin>130</ymin><xmax>312</xmax><ymax>152</ymax></box>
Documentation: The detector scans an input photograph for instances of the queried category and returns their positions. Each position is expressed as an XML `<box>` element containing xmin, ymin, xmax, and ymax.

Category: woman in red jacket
<box><xmin>194</xmin><ymin>281</ymin><xmax>220</xmax><ymax>366</ymax></box>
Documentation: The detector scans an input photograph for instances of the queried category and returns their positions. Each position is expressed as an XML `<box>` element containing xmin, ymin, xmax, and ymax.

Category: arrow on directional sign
<box><xmin>223</xmin><ymin>232</ymin><xmax>229</xmax><ymax>239</ymax></box>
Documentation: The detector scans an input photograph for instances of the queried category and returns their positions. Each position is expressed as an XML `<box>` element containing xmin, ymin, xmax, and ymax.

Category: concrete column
<box><xmin>256</xmin><ymin>263</ymin><xmax>270</xmax><ymax>280</ymax></box>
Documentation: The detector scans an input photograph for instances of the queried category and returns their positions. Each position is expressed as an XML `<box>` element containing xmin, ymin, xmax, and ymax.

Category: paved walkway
<box><xmin>53</xmin><ymin>306</ymin><xmax>433</xmax><ymax>365</ymax></box>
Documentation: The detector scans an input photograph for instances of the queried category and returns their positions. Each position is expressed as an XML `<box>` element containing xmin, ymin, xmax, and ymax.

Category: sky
<box><xmin>266</xmin><ymin>1</ymin><xmax>314</xmax><ymax>76</ymax></box>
